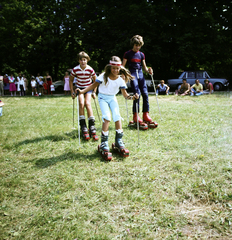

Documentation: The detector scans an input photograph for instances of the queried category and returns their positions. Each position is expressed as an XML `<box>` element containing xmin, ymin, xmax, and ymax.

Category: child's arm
<box><xmin>69</xmin><ymin>75</ymin><xmax>75</xmax><ymax>99</ymax></box>
<box><xmin>122</xmin><ymin>59</ymin><xmax>127</xmax><ymax>67</ymax></box>
<box><xmin>142</xmin><ymin>60</ymin><xmax>153</xmax><ymax>75</ymax></box>
<box><xmin>76</xmin><ymin>81</ymin><xmax>100</xmax><ymax>95</ymax></box>
<box><xmin>121</xmin><ymin>89</ymin><xmax>139</xmax><ymax>100</ymax></box>
<box><xmin>91</xmin><ymin>75</ymin><xmax>97</xmax><ymax>99</ymax></box>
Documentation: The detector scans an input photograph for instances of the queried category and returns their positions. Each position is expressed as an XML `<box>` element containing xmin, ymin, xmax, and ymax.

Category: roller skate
<box><xmin>112</xmin><ymin>131</ymin><xmax>129</xmax><ymax>157</ymax></box>
<box><xmin>80</xmin><ymin>119</ymin><xmax>90</xmax><ymax>140</ymax></box>
<box><xmin>98</xmin><ymin>133</ymin><xmax>112</xmax><ymax>161</ymax></box>
<box><xmin>88</xmin><ymin>118</ymin><xmax>99</xmax><ymax>141</ymax></box>
<box><xmin>128</xmin><ymin>113</ymin><xmax>148</xmax><ymax>130</ymax></box>
<box><xmin>143</xmin><ymin>112</ymin><xmax>158</xmax><ymax>129</ymax></box>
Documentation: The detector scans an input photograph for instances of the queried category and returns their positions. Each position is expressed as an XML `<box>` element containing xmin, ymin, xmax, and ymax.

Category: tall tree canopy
<box><xmin>0</xmin><ymin>0</ymin><xmax>231</xmax><ymax>82</ymax></box>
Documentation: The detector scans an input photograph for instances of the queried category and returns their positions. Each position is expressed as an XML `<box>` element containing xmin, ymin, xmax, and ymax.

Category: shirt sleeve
<box><xmin>71</xmin><ymin>68</ymin><xmax>76</xmax><ymax>77</ymax></box>
<box><xmin>119</xmin><ymin>77</ymin><xmax>127</xmax><ymax>89</ymax></box>
<box><xmin>96</xmin><ymin>73</ymin><xmax>104</xmax><ymax>84</ymax></box>
<box><xmin>141</xmin><ymin>52</ymin><xmax>145</xmax><ymax>61</ymax></box>
<box><xmin>123</xmin><ymin>51</ymin><xmax>129</xmax><ymax>60</ymax></box>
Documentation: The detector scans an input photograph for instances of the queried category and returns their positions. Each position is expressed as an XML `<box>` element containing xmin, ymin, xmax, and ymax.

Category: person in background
<box><xmin>156</xmin><ymin>80</ymin><xmax>169</xmax><ymax>95</ymax></box>
<box><xmin>0</xmin><ymin>73</ymin><xmax>3</xmax><ymax>96</ymax></box>
<box><xmin>0</xmin><ymin>100</ymin><xmax>4</xmax><ymax>117</ymax></box>
<box><xmin>23</xmin><ymin>74</ymin><xmax>28</xmax><ymax>95</ymax></box>
<box><xmin>175</xmin><ymin>79</ymin><xmax>190</xmax><ymax>96</ymax></box>
<box><xmin>9</xmin><ymin>73</ymin><xmax>17</xmax><ymax>96</ymax></box>
<box><xmin>3</xmin><ymin>74</ymin><xmax>10</xmax><ymax>95</ymax></box>
<box><xmin>31</xmin><ymin>76</ymin><xmax>38</xmax><ymax>96</ymax></box>
<box><xmin>191</xmin><ymin>79</ymin><xmax>203</xmax><ymax>96</ymax></box>
<box><xmin>18</xmin><ymin>74</ymin><xmax>25</xmax><ymax>96</ymax></box>
<box><xmin>63</xmin><ymin>71</ymin><xmax>70</xmax><ymax>95</ymax></box>
<box><xmin>203</xmin><ymin>79</ymin><xmax>214</xmax><ymax>94</ymax></box>
<box><xmin>43</xmin><ymin>81</ymin><xmax>48</xmax><ymax>95</ymax></box>
<box><xmin>38</xmin><ymin>77</ymin><xmax>44</xmax><ymax>95</ymax></box>
<box><xmin>45</xmin><ymin>72</ymin><xmax>53</xmax><ymax>95</ymax></box>
<box><xmin>36</xmin><ymin>73</ymin><xmax>43</xmax><ymax>91</ymax></box>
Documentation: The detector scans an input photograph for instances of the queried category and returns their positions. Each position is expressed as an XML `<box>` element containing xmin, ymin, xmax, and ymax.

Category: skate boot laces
<box><xmin>100</xmin><ymin>141</ymin><xmax>109</xmax><ymax>151</ymax></box>
<box><xmin>116</xmin><ymin>138</ymin><xmax>125</xmax><ymax>149</ymax></box>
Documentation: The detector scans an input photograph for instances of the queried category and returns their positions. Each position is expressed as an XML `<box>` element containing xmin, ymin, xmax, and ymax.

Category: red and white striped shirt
<box><xmin>71</xmin><ymin>64</ymin><xmax>96</xmax><ymax>88</ymax></box>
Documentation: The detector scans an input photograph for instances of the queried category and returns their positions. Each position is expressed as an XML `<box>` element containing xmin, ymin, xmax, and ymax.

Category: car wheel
<box><xmin>214</xmin><ymin>83</ymin><xmax>222</xmax><ymax>91</ymax></box>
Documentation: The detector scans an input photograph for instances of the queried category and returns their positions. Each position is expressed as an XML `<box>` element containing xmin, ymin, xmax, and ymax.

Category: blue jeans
<box><xmin>191</xmin><ymin>88</ymin><xmax>203</xmax><ymax>96</ymax></box>
<box><xmin>156</xmin><ymin>89</ymin><xmax>169</xmax><ymax>95</ymax></box>
<box><xmin>130</xmin><ymin>69</ymin><xmax>149</xmax><ymax>113</ymax></box>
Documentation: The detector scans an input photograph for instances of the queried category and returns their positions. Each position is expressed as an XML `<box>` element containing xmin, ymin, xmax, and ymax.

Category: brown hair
<box><xmin>78</xmin><ymin>51</ymin><xmax>90</xmax><ymax>61</ymax></box>
<box><xmin>130</xmin><ymin>35</ymin><xmax>144</xmax><ymax>47</ymax></box>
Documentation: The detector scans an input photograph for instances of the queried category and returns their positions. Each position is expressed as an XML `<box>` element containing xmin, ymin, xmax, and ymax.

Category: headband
<box><xmin>109</xmin><ymin>60</ymin><xmax>121</xmax><ymax>66</ymax></box>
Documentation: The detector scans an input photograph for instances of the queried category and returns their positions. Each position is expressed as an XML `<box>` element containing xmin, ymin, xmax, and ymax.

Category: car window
<box><xmin>182</xmin><ymin>72</ymin><xmax>187</xmax><ymax>78</ymax></box>
<box><xmin>205</xmin><ymin>72</ymin><xmax>210</xmax><ymax>78</ymax></box>
<box><xmin>196</xmin><ymin>72</ymin><xmax>203</xmax><ymax>78</ymax></box>
<box><xmin>187</xmin><ymin>72</ymin><xmax>195</xmax><ymax>78</ymax></box>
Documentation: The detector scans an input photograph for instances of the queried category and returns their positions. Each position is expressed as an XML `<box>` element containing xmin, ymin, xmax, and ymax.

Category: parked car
<box><xmin>167</xmin><ymin>71</ymin><xmax>229</xmax><ymax>91</ymax></box>
<box><xmin>127</xmin><ymin>78</ymin><xmax>160</xmax><ymax>91</ymax></box>
<box><xmin>53</xmin><ymin>80</ymin><xmax>64</xmax><ymax>92</ymax></box>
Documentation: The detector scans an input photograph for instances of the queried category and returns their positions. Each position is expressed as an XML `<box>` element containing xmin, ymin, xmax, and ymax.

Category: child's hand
<box><xmin>91</xmin><ymin>92</ymin><xmax>96</xmax><ymax>99</ymax></box>
<box><xmin>75</xmin><ymin>88</ymin><xmax>85</xmax><ymax>95</ymax></box>
<box><xmin>148</xmin><ymin>67</ymin><xmax>153</xmax><ymax>75</ymax></box>
<box><xmin>133</xmin><ymin>93</ymin><xmax>139</xmax><ymax>100</ymax></box>
<box><xmin>71</xmin><ymin>91</ymin><xmax>76</xmax><ymax>99</ymax></box>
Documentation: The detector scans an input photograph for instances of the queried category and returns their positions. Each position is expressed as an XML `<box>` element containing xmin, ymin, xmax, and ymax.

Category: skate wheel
<box><xmin>104</xmin><ymin>152</ymin><xmax>112</xmax><ymax>161</ymax></box>
<box><xmin>147</xmin><ymin>121</ymin><xmax>158</xmax><ymax>129</ymax></box>
<box><xmin>122</xmin><ymin>148</ymin><xmax>129</xmax><ymax>157</ymax></box>
<box><xmin>139</xmin><ymin>123</ymin><xmax>148</xmax><ymax>130</ymax></box>
<box><xmin>92</xmin><ymin>135</ymin><xmax>99</xmax><ymax>141</ymax></box>
<box><xmin>84</xmin><ymin>134</ymin><xmax>90</xmax><ymax>140</ymax></box>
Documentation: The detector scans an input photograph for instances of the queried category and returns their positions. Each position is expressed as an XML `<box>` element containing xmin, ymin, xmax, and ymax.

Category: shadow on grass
<box><xmin>15</xmin><ymin>131</ymin><xmax>79</xmax><ymax>147</ymax></box>
<box><xmin>30</xmin><ymin>150</ymin><xmax>100</xmax><ymax>168</ymax></box>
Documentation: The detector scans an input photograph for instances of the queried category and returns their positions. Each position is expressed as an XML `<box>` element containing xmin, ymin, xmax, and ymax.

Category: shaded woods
<box><xmin>1</xmin><ymin>0</ymin><xmax>231</xmax><ymax>83</ymax></box>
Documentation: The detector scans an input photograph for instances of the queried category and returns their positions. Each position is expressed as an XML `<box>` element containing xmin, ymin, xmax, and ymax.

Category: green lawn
<box><xmin>0</xmin><ymin>92</ymin><xmax>232</xmax><ymax>239</ymax></box>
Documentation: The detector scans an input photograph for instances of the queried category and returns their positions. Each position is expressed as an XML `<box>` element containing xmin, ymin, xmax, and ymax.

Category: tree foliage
<box><xmin>0</xmin><ymin>0</ymin><xmax>231</xmax><ymax>81</ymax></box>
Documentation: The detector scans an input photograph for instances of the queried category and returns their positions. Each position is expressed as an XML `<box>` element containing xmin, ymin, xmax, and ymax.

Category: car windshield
<box><xmin>187</xmin><ymin>72</ymin><xmax>195</xmax><ymax>78</ymax></box>
<box><xmin>196</xmin><ymin>72</ymin><xmax>204</xmax><ymax>78</ymax></box>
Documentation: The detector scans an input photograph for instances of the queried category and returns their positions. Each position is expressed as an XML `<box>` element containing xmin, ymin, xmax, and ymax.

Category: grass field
<box><xmin>0</xmin><ymin>92</ymin><xmax>232</xmax><ymax>239</ymax></box>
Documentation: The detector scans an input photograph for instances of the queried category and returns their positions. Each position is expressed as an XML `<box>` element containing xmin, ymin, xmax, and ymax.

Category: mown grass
<box><xmin>0</xmin><ymin>92</ymin><xmax>232</xmax><ymax>239</ymax></box>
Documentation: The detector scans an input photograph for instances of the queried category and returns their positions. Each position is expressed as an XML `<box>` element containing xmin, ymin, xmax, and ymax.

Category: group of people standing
<box><xmin>34</xmin><ymin>72</ymin><xmax>54</xmax><ymax>96</ymax></box>
<box><xmin>0</xmin><ymin>73</ymin><xmax>28</xmax><ymax>96</ymax></box>
<box><xmin>0</xmin><ymin>71</ymin><xmax>54</xmax><ymax>96</ymax></box>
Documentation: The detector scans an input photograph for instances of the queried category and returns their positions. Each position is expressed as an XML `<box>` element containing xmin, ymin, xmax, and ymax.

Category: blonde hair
<box><xmin>103</xmin><ymin>56</ymin><xmax>134</xmax><ymax>84</ymax></box>
<box><xmin>119</xmin><ymin>67</ymin><xmax>134</xmax><ymax>83</ymax></box>
<box><xmin>78</xmin><ymin>51</ymin><xmax>90</xmax><ymax>61</ymax></box>
<box><xmin>130</xmin><ymin>35</ymin><xmax>144</xmax><ymax>47</ymax></box>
